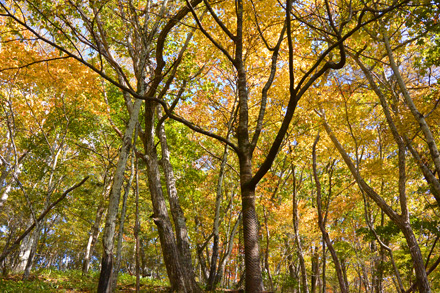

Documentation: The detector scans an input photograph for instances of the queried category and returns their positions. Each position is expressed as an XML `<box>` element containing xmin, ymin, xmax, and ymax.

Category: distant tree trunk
<box><xmin>312</xmin><ymin>135</ymin><xmax>348</xmax><ymax>293</ymax></box>
<box><xmin>133</xmin><ymin>127</ymin><xmax>141</xmax><ymax>293</ymax></box>
<box><xmin>98</xmin><ymin>98</ymin><xmax>142</xmax><ymax>293</ymax></box>
<box><xmin>215</xmin><ymin>213</ymin><xmax>241</xmax><ymax>287</ymax></box>
<box><xmin>111</xmin><ymin>156</ymin><xmax>134</xmax><ymax>290</ymax></box>
<box><xmin>263</xmin><ymin>208</ymin><xmax>274</xmax><ymax>291</ymax></box>
<box><xmin>206</xmin><ymin>99</ymin><xmax>236</xmax><ymax>291</ymax></box>
<box><xmin>292</xmin><ymin>165</ymin><xmax>309</xmax><ymax>293</ymax></box>
<box><xmin>83</xmin><ymin>176</ymin><xmax>111</xmax><ymax>275</ymax></box>
<box><xmin>321</xmin><ymin>239</ymin><xmax>326</xmax><ymax>293</ymax></box>
<box><xmin>311</xmin><ymin>246</ymin><xmax>319</xmax><ymax>293</ymax></box>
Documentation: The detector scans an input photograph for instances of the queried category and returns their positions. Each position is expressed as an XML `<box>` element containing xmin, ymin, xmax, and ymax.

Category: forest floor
<box><xmin>0</xmin><ymin>269</ymin><xmax>171</xmax><ymax>292</ymax></box>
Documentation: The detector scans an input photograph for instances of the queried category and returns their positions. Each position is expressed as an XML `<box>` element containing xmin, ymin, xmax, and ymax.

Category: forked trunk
<box><xmin>143</xmin><ymin>101</ymin><xmax>201</xmax><ymax>292</ymax></box>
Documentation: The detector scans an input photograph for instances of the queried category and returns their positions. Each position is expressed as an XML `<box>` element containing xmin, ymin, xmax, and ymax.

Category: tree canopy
<box><xmin>1</xmin><ymin>0</ymin><xmax>440</xmax><ymax>292</ymax></box>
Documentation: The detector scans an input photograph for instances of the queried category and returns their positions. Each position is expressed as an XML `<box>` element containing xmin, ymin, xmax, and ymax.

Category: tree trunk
<box><xmin>207</xmin><ymin>144</ymin><xmax>229</xmax><ymax>291</ymax></box>
<box><xmin>311</xmin><ymin>246</ymin><xmax>319</xmax><ymax>293</ymax></box>
<box><xmin>83</xmin><ymin>179</ymin><xmax>110</xmax><ymax>275</ymax></box>
<box><xmin>292</xmin><ymin>166</ymin><xmax>309</xmax><ymax>293</ymax></box>
<box><xmin>22</xmin><ymin>223</ymin><xmax>40</xmax><ymax>280</ymax></box>
<box><xmin>323</xmin><ymin>119</ymin><xmax>431</xmax><ymax>292</ymax></box>
<box><xmin>157</xmin><ymin>107</ymin><xmax>200</xmax><ymax>291</ymax></box>
<box><xmin>112</xmin><ymin>159</ymin><xmax>134</xmax><ymax>290</ymax></box>
<box><xmin>312</xmin><ymin>135</ymin><xmax>348</xmax><ymax>293</ymax></box>
<box><xmin>143</xmin><ymin>100</ymin><xmax>201</xmax><ymax>292</ymax></box>
<box><xmin>238</xmin><ymin>152</ymin><xmax>264</xmax><ymax>292</ymax></box>
<box><xmin>98</xmin><ymin>98</ymin><xmax>142</xmax><ymax>293</ymax></box>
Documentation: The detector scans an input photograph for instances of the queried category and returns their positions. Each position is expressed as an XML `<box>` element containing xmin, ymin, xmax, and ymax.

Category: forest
<box><xmin>0</xmin><ymin>0</ymin><xmax>439</xmax><ymax>292</ymax></box>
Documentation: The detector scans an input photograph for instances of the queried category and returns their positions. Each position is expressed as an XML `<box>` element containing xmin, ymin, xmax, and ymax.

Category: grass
<box><xmin>0</xmin><ymin>269</ymin><xmax>171</xmax><ymax>292</ymax></box>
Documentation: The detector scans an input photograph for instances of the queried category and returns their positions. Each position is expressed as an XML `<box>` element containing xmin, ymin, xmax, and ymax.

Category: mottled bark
<box><xmin>111</xmin><ymin>156</ymin><xmax>134</xmax><ymax>290</ymax></box>
<box><xmin>157</xmin><ymin>108</ymin><xmax>198</xmax><ymax>286</ymax></box>
<box><xmin>98</xmin><ymin>98</ymin><xmax>142</xmax><ymax>293</ymax></box>
<box><xmin>83</xmin><ymin>177</ymin><xmax>110</xmax><ymax>275</ymax></box>
<box><xmin>143</xmin><ymin>101</ymin><xmax>201</xmax><ymax>292</ymax></box>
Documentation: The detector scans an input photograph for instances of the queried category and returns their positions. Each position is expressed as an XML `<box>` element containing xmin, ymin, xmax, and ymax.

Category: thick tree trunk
<box><xmin>98</xmin><ymin>98</ymin><xmax>142</xmax><ymax>293</ymax></box>
<box><xmin>239</xmin><ymin>154</ymin><xmax>264</xmax><ymax>292</ymax></box>
<box><xmin>22</xmin><ymin>223</ymin><xmax>40</xmax><ymax>280</ymax></box>
<box><xmin>157</xmin><ymin>108</ymin><xmax>199</xmax><ymax>290</ymax></box>
<box><xmin>143</xmin><ymin>101</ymin><xmax>201</xmax><ymax>292</ymax></box>
<box><xmin>13</xmin><ymin>225</ymin><xmax>34</xmax><ymax>274</ymax></box>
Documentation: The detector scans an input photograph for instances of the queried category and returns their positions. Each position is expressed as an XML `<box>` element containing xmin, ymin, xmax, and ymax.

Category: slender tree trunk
<box><xmin>111</xmin><ymin>158</ymin><xmax>134</xmax><ymax>290</ymax></box>
<box><xmin>206</xmin><ymin>144</ymin><xmax>229</xmax><ymax>291</ymax></box>
<box><xmin>311</xmin><ymin>246</ymin><xmax>319</xmax><ymax>293</ymax></box>
<box><xmin>263</xmin><ymin>208</ymin><xmax>274</xmax><ymax>291</ymax></box>
<box><xmin>98</xmin><ymin>98</ymin><xmax>142</xmax><ymax>293</ymax></box>
<box><xmin>322</xmin><ymin>119</ymin><xmax>431</xmax><ymax>292</ymax></box>
<box><xmin>133</xmin><ymin>130</ymin><xmax>141</xmax><ymax>293</ymax></box>
<box><xmin>292</xmin><ymin>166</ymin><xmax>309</xmax><ymax>293</ymax></box>
<box><xmin>215</xmin><ymin>213</ymin><xmax>241</xmax><ymax>287</ymax></box>
<box><xmin>322</xmin><ymin>239</ymin><xmax>326</xmax><ymax>293</ymax></box>
<box><xmin>312</xmin><ymin>135</ymin><xmax>348</xmax><ymax>293</ymax></box>
<box><xmin>83</xmin><ymin>179</ymin><xmax>110</xmax><ymax>275</ymax></box>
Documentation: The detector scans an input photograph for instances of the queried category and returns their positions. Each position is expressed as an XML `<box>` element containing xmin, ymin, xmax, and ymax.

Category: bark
<box><xmin>98</xmin><ymin>98</ymin><xmax>142</xmax><ymax>293</ymax></box>
<box><xmin>311</xmin><ymin>247</ymin><xmax>319</xmax><ymax>293</ymax></box>
<box><xmin>382</xmin><ymin>28</ymin><xmax>440</xmax><ymax>177</ymax></box>
<box><xmin>216</xmin><ymin>213</ymin><xmax>241</xmax><ymax>287</ymax></box>
<box><xmin>133</xmin><ymin>129</ymin><xmax>141</xmax><ymax>293</ymax></box>
<box><xmin>263</xmin><ymin>208</ymin><xmax>274</xmax><ymax>291</ymax></box>
<box><xmin>22</xmin><ymin>223</ymin><xmax>40</xmax><ymax>280</ymax></box>
<box><xmin>83</xmin><ymin>176</ymin><xmax>111</xmax><ymax>275</ymax></box>
<box><xmin>157</xmin><ymin>107</ymin><xmax>198</xmax><ymax>287</ymax></box>
<box><xmin>111</xmin><ymin>156</ymin><xmax>134</xmax><ymax>290</ymax></box>
<box><xmin>143</xmin><ymin>100</ymin><xmax>201</xmax><ymax>293</ymax></box>
<box><xmin>321</xmin><ymin>238</ymin><xmax>326</xmax><ymax>293</ymax></box>
<box><xmin>239</xmin><ymin>155</ymin><xmax>264</xmax><ymax>292</ymax></box>
<box><xmin>13</xmin><ymin>229</ymin><xmax>34</xmax><ymax>273</ymax></box>
<box><xmin>206</xmin><ymin>145</ymin><xmax>229</xmax><ymax>291</ymax></box>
